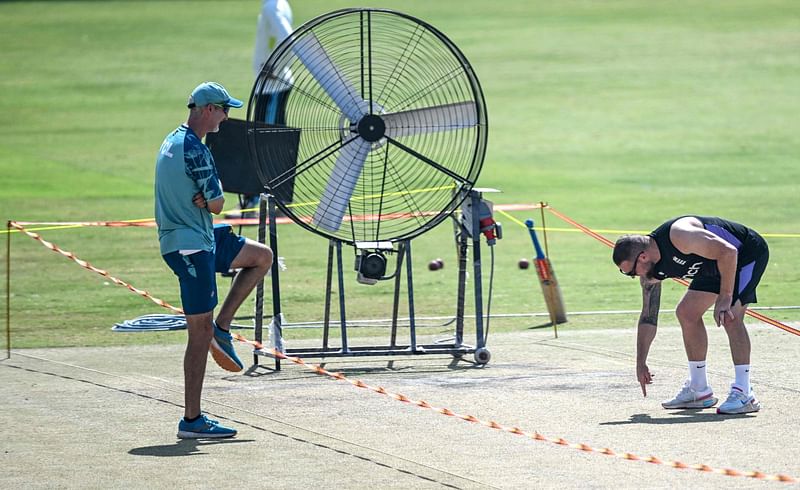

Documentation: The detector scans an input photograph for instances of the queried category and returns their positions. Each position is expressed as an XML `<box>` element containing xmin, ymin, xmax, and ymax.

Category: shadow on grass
<box><xmin>600</xmin><ymin>410</ymin><xmax>755</xmax><ymax>425</ymax></box>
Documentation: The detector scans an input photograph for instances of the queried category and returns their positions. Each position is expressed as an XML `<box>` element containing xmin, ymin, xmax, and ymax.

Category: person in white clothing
<box><xmin>227</xmin><ymin>0</ymin><xmax>294</xmax><ymax>219</ymax></box>
<box><xmin>253</xmin><ymin>0</ymin><xmax>293</xmax><ymax>80</ymax></box>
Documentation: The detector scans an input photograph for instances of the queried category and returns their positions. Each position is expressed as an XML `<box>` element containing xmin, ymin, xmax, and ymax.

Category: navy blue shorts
<box><xmin>162</xmin><ymin>224</ymin><xmax>246</xmax><ymax>315</ymax></box>
<box><xmin>689</xmin><ymin>243</ymin><xmax>769</xmax><ymax>306</ymax></box>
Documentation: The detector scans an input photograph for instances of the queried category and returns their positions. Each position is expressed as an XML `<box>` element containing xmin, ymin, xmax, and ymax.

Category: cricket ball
<box><xmin>428</xmin><ymin>260</ymin><xmax>441</xmax><ymax>271</ymax></box>
<box><xmin>518</xmin><ymin>258</ymin><xmax>530</xmax><ymax>269</ymax></box>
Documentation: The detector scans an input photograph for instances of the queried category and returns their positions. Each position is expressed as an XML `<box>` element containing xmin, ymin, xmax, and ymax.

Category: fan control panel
<box><xmin>461</xmin><ymin>191</ymin><xmax>503</xmax><ymax>246</ymax></box>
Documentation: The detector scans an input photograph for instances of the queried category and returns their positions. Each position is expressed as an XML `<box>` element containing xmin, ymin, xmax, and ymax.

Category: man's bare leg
<box><xmin>215</xmin><ymin>239</ymin><xmax>272</xmax><ymax>330</ymax></box>
<box><xmin>717</xmin><ymin>300</ymin><xmax>760</xmax><ymax>413</ymax></box>
<box><xmin>184</xmin><ymin>311</ymin><xmax>214</xmax><ymax>419</ymax></box>
<box><xmin>675</xmin><ymin>290</ymin><xmax>716</xmax><ymax>362</ymax></box>
<box><xmin>723</xmin><ymin>300</ymin><xmax>751</xmax><ymax>365</ymax></box>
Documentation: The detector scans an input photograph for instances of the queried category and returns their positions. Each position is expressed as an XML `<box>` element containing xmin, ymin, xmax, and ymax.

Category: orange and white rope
<box><xmin>8</xmin><ymin>220</ymin><xmax>798</xmax><ymax>483</ymax></box>
<box><xmin>544</xmin><ymin>206</ymin><xmax>800</xmax><ymax>337</ymax></box>
<box><xmin>9</xmin><ymin>221</ymin><xmax>181</xmax><ymax>314</ymax></box>
<box><xmin>235</xmin><ymin>335</ymin><xmax>797</xmax><ymax>484</ymax></box>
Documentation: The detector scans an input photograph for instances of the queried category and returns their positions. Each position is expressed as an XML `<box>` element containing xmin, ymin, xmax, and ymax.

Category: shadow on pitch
<box><xmin>600</xmin><ymin>410</ymin><xmax>755</xmax><ymax>426</ymax></box>
<box><xmin>528</xmin><ymin>322</ymin><xmax>560</xmax><ymax>330</ymax></box>
<box><xmin>240</xmin><ymin>354</ymin><xmax>484</xmax><ymax>380</ymax></box>
<box><xmin>129</xmin><ymin>438</ymin><xmax>254</xmax><ymax>457</ymax></box>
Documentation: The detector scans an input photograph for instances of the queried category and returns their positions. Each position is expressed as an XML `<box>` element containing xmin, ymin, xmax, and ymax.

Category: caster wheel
<box><xmin>474</xmin><ymin>347</ymin><xmax>491</xmax><ymax>365</ymax></box>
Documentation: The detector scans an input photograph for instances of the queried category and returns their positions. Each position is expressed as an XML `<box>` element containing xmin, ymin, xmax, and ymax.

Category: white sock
<box><xmin>734</xmin><ymin>364</ymin><xmax>751</xmax><ymax>394</ymax></box>
<box><xmin>688</xmin><ymin>360</ymin><xmax>709</xmax><ymax>391</ymax></box>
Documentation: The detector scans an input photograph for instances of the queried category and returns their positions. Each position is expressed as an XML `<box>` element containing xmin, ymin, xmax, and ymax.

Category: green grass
<box><xmin>2</xmin><ymin>0</ymin><xmax>799</xmax><ymax>349</ymax></box>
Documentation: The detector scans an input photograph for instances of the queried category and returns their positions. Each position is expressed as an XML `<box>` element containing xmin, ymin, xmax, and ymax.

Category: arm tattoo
<box><xmin>639</xmin><ymin>281</ymin><xmax>661</xmax><ymax>326</ymax></box>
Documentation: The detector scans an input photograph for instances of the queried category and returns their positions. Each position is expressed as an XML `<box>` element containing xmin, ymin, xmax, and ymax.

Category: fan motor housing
<box><xmin>357</xmin><ymin>251</ymin><xmax>387</xmax><ymax>279</ymax></box>
<box><xmin>356</xmin><ymin>114</ymin><xmax>386</xmax><ymax>142</ymax></box>
<box><xmin>354</xmin><ymin>240</ymin><xmax>393</xmax><ymax>284</ymax></box>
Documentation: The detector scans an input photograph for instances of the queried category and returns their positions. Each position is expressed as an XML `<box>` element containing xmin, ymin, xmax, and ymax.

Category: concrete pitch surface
<box><xmin>2</xmin><ymin>323</ymin><xmax>799</xmax><ymax>489</ymax></box>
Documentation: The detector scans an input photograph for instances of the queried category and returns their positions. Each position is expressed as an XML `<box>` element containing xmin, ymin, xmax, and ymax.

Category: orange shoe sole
<box><xmin>209</xmin><ymin>340</ymin><xmax>244</xmax><ymax>372</ymax></box>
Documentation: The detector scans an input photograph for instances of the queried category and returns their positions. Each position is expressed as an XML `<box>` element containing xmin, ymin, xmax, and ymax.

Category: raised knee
<box><xmin>260</xmin><ymin>246</ymin><xmax>274</xmax><ymax>270</ymax></box>
<box><xmin>675</xmin><ymin>301</ymin><xmax>697</xmax><ymax>324</ymax></box>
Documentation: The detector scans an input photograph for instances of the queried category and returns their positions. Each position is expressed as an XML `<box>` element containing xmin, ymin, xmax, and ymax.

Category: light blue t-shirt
<box><xmin>154</xmin><ymin>124</ymin><xmax>224</xmax><ymax>255</ymax></box>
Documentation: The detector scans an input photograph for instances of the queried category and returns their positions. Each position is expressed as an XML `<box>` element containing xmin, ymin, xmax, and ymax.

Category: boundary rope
<box><xmin>8</xmin><ymin>221</ymin><xmax>182</xmax><ymax>314</ymax></box>
<box><xmin>234</xmin><ymin>335</ymin><xmax>797</xmax><ymax>484</ymax></box>
<box><xmin>2</xmin><ymin>204</ymin><xmax>541</xmax><ymax>234</ymax></box>
<box><xmin>541</xmin><ymin>206</ymin><xmax>800</xmax><ymax>337</ymax></box>
<box><xmin>5</xmin><ymin>220</ymin><xmax>798</xmax><ymax>483</ymax></box>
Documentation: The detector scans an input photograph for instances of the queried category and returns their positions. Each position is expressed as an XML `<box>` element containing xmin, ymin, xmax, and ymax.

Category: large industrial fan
<box><xmin>246</xmin><ymin>8</ymin><xmax>493</xmax><ymax>367</ymax></box>
<box><xmin>246</xmin><ymin>8</ymin><xmax>487</xmax><ymax>244</ymax></box>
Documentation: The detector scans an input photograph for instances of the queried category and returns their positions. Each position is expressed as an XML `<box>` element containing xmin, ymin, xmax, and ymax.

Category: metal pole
<box><xmin>253</xmin><ymin>196</ymin><xmax>267</xmax><ymax>367</ymax></box>
<box><xmin>539</xmin><ymin>202</ymin><xmax>549</xmax><ymax>257</ymax></box>
<box><xmin>390</xmin><ymin>242</ymin><xmax>405</xmax><ymax>348</ymax></box>
<box><xmin>539</xmin><ymin>202</ymin><xmax>557</xmax><ymax>338</ymax></box>
<box><xmin>6</xmin><ymin>221</ymin><xmax>11</xmax><ymax>359</ymax></box>
<box><xmin>470</xmin><ymin>192</ymin><xmax>485</xmax><ymax>348</ymax></box>
<box><xmin>267</xmin><ymin>195</ymin><xmax>282</xmax><ymax>370</ymax></box>
<box><xmin>455</xmin><ymin>226</ymin><xmax>468</xmax><ymax>348</ymax></box>
<box><xmin>322</xmin><ymin>240</ymin><xmax>334</xmax><ymax>350</ymax></box>
<box><xmin>335</xmin><ymin>240</ymin><xmax>349</xmax><ymax>352</ymax></box>
<box><xmin>405</xmin><ymin>241</ymin><xmax>417</xmax><ymax>352</ymax></box>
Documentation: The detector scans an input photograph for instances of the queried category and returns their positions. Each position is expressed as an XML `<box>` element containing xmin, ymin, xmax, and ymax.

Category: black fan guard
<box><xmin>246</xmin><ymin>8</ymin><xmax>487</xmax><ymax>246</ymax></box>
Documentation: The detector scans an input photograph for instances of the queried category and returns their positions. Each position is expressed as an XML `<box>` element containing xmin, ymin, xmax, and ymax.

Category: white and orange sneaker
<box><xmin>661</xmin><ymin>381</ymin><xmax>718</xmax><ymax>409</ymax></box>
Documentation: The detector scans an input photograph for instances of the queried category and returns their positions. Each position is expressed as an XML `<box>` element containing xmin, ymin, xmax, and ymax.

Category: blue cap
<box><xmin>187</xmin><ymin>81</ymin><xmax>244</xmax><ymax>109</ymax></box>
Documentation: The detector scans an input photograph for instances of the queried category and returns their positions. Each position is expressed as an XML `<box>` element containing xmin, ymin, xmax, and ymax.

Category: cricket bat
<box><xmin>525</xmin><ymin>219</ymin><xmax>567</xmax><ymax>330</ymax></box>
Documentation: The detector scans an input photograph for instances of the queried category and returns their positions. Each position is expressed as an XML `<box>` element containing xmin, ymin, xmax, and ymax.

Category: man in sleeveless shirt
<box><xmin>612</xmin><ymin>216</ymin><xmax>769</xmax><ymax>414</ymax></box>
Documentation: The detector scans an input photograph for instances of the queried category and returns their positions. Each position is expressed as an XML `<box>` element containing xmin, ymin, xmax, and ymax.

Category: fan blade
<box><xmin>312</xmin><ymin>139</ymin><xmax>372</xmax><ymax>232</ymax></box>
<box><xmin>292</xmin><ymin>33</ymin><xmax>369</xmax><ymax>122</ymax></box>
<box><xmin>383</xmin><ymin>101</ymin><xmax>477</xmax><ymax>138</ymax></box>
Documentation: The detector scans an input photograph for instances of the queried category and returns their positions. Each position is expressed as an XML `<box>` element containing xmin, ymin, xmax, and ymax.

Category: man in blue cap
<box><xmin>155</xmin><ymin>81</ymin><xmax>273</xmax><ymax>438</ymax></box>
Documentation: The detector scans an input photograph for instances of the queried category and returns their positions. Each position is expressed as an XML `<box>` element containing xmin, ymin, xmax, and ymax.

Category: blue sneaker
<box><xmin>210</xmin><ymin>322</ymin><xmax>244</xmax><ymax>372</ymax></box>
<box><xmin>177</xmin><ymin>414</ymin><xmax>236</xmax><ymax>439</ymax></box>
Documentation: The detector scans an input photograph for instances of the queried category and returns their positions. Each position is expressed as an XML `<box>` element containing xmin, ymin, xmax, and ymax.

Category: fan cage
<box><xmin>247</xmin><ymin>8</ymin><xmax>487</xmax><ymax>245</ymax></box>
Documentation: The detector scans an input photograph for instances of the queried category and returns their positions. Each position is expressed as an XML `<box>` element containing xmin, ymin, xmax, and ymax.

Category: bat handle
<box><xmin>525</xmin><ymin>219</ymin><xmax>546</xmax><ymax>260</ymax></box>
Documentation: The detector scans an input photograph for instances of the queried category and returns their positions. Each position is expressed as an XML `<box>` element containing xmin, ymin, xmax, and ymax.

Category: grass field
<box><xmin>1</xmin><ymin>0</ymin><xmax>798</xmax><ymax>349</ymax></box>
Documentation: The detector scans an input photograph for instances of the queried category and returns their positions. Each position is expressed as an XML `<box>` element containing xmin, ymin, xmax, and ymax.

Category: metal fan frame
<box><xmin>246</xmin><ymin>7</ymin><xmax>488</xmax><ymax>246</ymax></box>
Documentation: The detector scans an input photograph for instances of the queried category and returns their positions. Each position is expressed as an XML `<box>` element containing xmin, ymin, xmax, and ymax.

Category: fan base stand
<box><xmin>251</xmin><ymin>191</ymin><xmax>491</xmax><ymax>369</ymax></box>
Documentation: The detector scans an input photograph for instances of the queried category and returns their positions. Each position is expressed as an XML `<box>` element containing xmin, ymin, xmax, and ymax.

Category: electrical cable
<box><xmin>483</xmin><ymin>244</ymin><xmax>495</xmax><ymax>344</ymax></box>
<box><xmin>112</xmin><ymin>314</ymin><xmax>186</xmax><ymax>332</ymax></box>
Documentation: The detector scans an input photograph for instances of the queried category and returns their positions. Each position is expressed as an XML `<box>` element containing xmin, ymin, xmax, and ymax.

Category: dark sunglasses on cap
<box><xmin>187</xmin><ymin>102</ymin><xmax>230</xmax><ymax>114</ymax></box>
<box><xmin>210</xmin><ymin>103</ymin><xmax>230</xmax><ymax>114</ymax></box>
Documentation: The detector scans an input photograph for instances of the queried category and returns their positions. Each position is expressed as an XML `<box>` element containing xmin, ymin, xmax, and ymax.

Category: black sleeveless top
<box><xmin>648</xmin><ymin>216</ymin><xmax>764</xmax><ymax>281</ymax></box>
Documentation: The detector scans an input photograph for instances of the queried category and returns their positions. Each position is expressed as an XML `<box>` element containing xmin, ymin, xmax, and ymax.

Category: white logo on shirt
<box><xmin>160</xmin><ymin>141</ymin><xmax>174</xmax><ymax>158</ymax></box>
<box><xmin>683</xmin><ymin>261</ymin><xmax>703</xmax><ymax>280</ymax></box>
